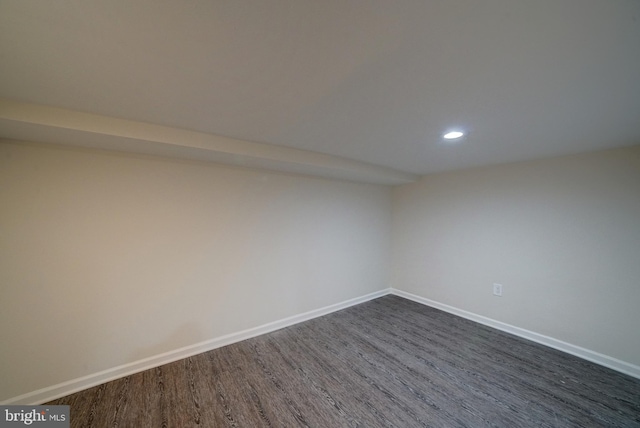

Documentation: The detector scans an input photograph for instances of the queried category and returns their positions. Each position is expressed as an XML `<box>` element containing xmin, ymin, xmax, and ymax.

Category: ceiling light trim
<box><xmin>443</xmin><ymin>130</ymin><xmax>465</xmax><ymax>140</ymax></box>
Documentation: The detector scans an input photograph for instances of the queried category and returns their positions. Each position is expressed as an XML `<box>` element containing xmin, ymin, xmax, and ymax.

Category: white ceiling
<box><xmin>1</xmin><ymin>0</ymin><xmax>639</xmax><ymax>181</ymax></box>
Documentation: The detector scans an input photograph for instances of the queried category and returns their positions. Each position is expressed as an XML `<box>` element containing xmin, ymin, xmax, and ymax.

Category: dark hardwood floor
<box><xmin>48</xmin><ymin>295</ymin><xmax>640</xmax><ymax>427</ymax></box>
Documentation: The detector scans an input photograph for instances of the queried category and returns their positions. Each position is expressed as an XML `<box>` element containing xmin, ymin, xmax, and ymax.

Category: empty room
<box><xmin>1</xmin><ymin>1</ymin><xmax>639</xmax><ymax>427</ymax></box>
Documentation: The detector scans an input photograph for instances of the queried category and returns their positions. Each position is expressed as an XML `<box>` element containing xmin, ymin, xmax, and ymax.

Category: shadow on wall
<box><xmin>129</xmin><ymin>323</ymin><xmax>205</xmax><ymax>365</ymax></box>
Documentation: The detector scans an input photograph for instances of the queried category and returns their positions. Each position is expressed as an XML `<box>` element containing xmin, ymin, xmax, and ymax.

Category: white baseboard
<box><xmin>390</xmin><ymin>288</ymin><xmax>640</xmax><ymax>380</ymax></box>
<box><xmin>6</xmin><ymin>286</ymin><xmax>637</xmax><ymax>405</ymax></box>
<box><xmin>2</xmin><ymin>289</ymin><xmax>391</xmax><ymax>405</ymax></box>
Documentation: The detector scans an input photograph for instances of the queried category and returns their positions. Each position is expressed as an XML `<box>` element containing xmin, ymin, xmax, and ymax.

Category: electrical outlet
<box><xmin>493</xmin><ymin>283</ymin><xmax>503</xmax><ymax>296</ymax></box>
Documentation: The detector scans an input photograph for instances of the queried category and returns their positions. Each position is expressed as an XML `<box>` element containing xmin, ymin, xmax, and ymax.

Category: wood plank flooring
<box><xmin>47</xmin><ymin>295</ymin><xmax>640</xmax><ymax>427</ymax></box>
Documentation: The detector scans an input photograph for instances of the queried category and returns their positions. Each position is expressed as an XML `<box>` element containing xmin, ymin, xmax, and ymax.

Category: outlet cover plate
<box><xmin>493</xmin><ymin>283</ymin><xmax>503</xmax><ymax>296</ymax></box>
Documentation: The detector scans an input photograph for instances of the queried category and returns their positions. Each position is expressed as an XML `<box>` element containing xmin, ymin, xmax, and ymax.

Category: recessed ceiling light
<box><xmin>443</xmin><ymin>130</ymin><xmax>464</xmax><ymax>140</ymax></box>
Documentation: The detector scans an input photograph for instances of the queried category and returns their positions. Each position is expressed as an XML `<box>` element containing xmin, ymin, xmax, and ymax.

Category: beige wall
<box><xmin>392</xmin><ymin>145</ymin><xmax>640</xmax><ymax>366</ymax></box>
<box><xmin>0</xmin><ymin>140</ymin><xmax>392</xmax><ymax>401</ymax></box>
<box><xmin>3</xmin><ymin>139</ymin><xmax>639</xmax><ymax>402</ymax></box>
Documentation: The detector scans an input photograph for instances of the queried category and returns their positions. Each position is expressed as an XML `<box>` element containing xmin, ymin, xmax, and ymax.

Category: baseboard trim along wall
<box><xmin>2</xmin><ymin>289</ymin><xmax>391</xmax><ymax>405</ymax></box>
<box><xmin>6</xmin><ymin>287</ymin><xmax>638</xmax><ymax>405</ymax></box>
<box><xmin>390</xmin><ymin>288</ymin><xmax>640</xmax><ymax>380</ymax></box>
